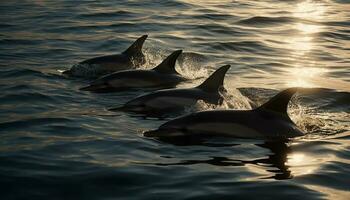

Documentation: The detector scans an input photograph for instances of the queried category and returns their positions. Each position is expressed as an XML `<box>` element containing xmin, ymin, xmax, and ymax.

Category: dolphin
<box><xmin>144</xmin><ymin>88</ymin><xmax>306</xmax><ymax>139</ymax></box>
<box><xmin>80</xmin><ymin>50</ymin><xmax>186</xmax><ymax>92</ymax></box>
<box><xmin>63</xmin><ymin>35</ymin><xmax>148</xmax><ymax>78</ymax></box>
<box><xmin>109</xmin><ymin>65</ymin><xmax>231</xmax><ymax>116</ymax></box>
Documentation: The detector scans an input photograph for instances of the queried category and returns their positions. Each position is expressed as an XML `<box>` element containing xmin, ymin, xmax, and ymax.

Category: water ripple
<box><xmin>0</xmin><ymin>0</ymin><xmax>349</xmax><ymax>199</ymax></box>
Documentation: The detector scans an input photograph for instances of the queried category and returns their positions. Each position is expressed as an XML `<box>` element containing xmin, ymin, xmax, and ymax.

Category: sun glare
<box><xmin>286</xmin><ymin>67</ymin><xmax>328</xmax><ymax>88</ymax></box>
<box><xmin>284</xmin><ymin>0</ymin><xmax>329</xmax><ymax>88</ymax></box>
<box><xmin>295</xmin><ymin>23</ymin><xmax>323</xmax><ymax>34</ymax></box>
<box><xmin>287</xmin><ymin>36</ymin><xmax>314</xmax><ymax>54</ymax></box>
<box><xmin>286</xmin><ymin>152</ymin><xmax>318</xmax><ymax>176</ymax></box>
<box><xmin>287</xmin><ymin>153</ymin><xmax>305</xmax><ymax>165</ymax></box>
<box><xmin>293</xmin><ymin>0</ymin><xmax>326</xmax><ymax>20</ymax></box>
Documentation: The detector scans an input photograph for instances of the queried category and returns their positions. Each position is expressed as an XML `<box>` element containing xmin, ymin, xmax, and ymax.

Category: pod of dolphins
<box><xmin>64</xmin><ymin>35</ymin><xmax>308</xmax><ymax>140</ymax></box>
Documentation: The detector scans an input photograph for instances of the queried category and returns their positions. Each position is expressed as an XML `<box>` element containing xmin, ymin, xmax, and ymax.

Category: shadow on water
<box><xmin>143</xmin><ymin>136</ymin><xmax>293</xmax><ymax>180</ymax></box>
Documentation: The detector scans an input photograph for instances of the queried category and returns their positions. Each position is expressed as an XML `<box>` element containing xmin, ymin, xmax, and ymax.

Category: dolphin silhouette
<box><xmin>144</xmin><ymin>88</ymin><xmax>306</xmax><ymax>139</ymax></box>
<box><xmin>110</xmin><ymin>65</ymin><xmax>231</xmax><ymax>117</ymax></box>
<box><xmin>80</xmin><ymin>50</ymin><xmax>186</xmax><ymax>92</ymax></box>
<box><xmin>63</xmin><ymin>35</ymin><xmax>148</xmax><ymax>78</ymax></box>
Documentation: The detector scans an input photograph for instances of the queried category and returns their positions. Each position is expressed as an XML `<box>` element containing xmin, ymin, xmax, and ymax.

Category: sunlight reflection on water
<box><xmin>286</xmin><ymin>152</ymin><xmax>318</xmax><ymax>176</ymax></box>
<box><xmin>286</xmin><ymin>67</ymin><xmax>328</xmax><ymax>88</ymax></box>
<box><xmin>293</xmin><ymin>0</ymin><xmax>326</xmax><ymax>20</ymax></box>
<box><xmin>1</xmin><ymin>0</ymin><xmax>349</xmax><ymax>199</ymax></box>
<box><xmin>286</xmin><ymin>0</ymin><xmax>328</xmax><ymax>88</ymax></box>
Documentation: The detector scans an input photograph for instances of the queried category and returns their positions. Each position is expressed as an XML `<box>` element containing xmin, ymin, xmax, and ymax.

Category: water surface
<box><xmin>0</xmin><ymin>0</ymin><xmax>349</xmax><ymax>199</ymax></box>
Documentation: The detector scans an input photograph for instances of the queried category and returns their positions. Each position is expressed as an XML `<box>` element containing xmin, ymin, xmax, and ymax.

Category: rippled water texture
<box><xmin>0</xmin><ymin>0</ymin><xmax>350</xmax><ymax>199</ymax></box>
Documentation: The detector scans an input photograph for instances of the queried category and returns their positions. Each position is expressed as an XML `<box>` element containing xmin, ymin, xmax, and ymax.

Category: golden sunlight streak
<box><xmin>287</xmin><ymin>0</ymin><xmax>327</xmax><ymax>54</ymax></box>
<box><xmin>293</xmin><ymin>0</ymin><xmax>326</xmax><ymax>20</ymax></box>
<box><xmin>285</xmin><ymin>66</ymin><xmax>328</xmax><ymax>88</ymax></box>
<box><xmin>287</xmin><ymin>36</ymin><xmax>314</xmax><ymax>54</ymax></box>
<box><xmin>295</xmin><ymin>23</ymin><xmax>323</xmax><ymax>34</ymax></box>
<box><xmin>286</xmin><ymin>153</ymin><xmax>318</xmax><ymax>176</ymax></box>
<box><xmin>287</xmin><ymin>153</ymin><xmax>305</xmax><ymax>165</ymax></box>
<box><xmin>284</xmin><ymin>1</ymin><xmax>328</xmax><ymax>87</ymax></box>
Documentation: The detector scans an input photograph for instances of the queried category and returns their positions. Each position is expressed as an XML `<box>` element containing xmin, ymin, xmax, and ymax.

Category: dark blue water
<box><xmin>0</xmin><ymin>0</ymin><xmax>349</xmax><ymax>199</ymax></box>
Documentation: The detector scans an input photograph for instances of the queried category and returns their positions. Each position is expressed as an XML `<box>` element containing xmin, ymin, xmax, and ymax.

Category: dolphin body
<box><xmin>63</xmin><ymin>35</ymin><xmax>148</xmax><ymax>78</ymax></box>
<box><xmin>144</xmin><ymin>88</ymin><xmax>305</xmax><ymax>139</ymax></box>
<box><xmin>80</xmin><ymin>50</ymin><xmax>186</xmax><ymax>92</ymax></box>
<box><xmin>110</xmin><ymin>65</ymin><xmax>231</xmax><ymax>117</ymax></box>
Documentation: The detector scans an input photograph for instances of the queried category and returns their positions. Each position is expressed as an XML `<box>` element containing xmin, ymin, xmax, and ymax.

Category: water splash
<box><xmin>140</xmin><ymin>48</ymin><xmax>210</xmax><ymax>80</ymax></box>
<box><xmin>183</xmin><ymin>88</ymin><xmax>252</xmax><ymax>115</ymax></box>
<box><xmin>176</xmin><ymin>55</ymin><xmax>209</xmax><ymax>80</ymax></box>
<box><xmin>220</xmin><ymin>88</ymin><xmax>253</xmax><ymax>110</ymax></box>
<box><xmin>137</xmin><ymin>48</ymin><xmax>164</xmax><ymax>69</ymax></box>
<box><xmin>289</xmin><ymin>96</ymin><xmax>349</xmax><ymax>137</ymax></box>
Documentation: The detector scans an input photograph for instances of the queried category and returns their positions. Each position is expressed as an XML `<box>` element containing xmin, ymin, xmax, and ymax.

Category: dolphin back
<box><xmin>197</xmin><ymin>65</ymin><xmax>231</xmax><ymax>93</ymax></box>
<box><xmin>123</xmin><ymin>35</ymin><xmax>148</xmax><ymax>57</ymax></box>
<box><xmin>152</xmin><ymin>50</ymin><xmax>182</xmax><ymax>74</ymax></box>
<box><xmin>257</xmin><ymin>87</ymin><xmax>299</xmax><ymax>116</ymax></box>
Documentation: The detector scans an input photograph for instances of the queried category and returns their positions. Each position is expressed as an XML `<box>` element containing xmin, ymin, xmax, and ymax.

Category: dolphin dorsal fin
<box><xmin>197</xmin><ymin>65</ymin><xmax>231</xmax><ymax>93</ymax></box>
<box><xmin>258</xmin><ymin>88</ymin><xmax>299</xmax><ymax>115</ymax></box>
<box><xmin>153</xmin><ymin>50</ymin><xmax>182</xmax><ymax>74</ymax></box>
<box><xmin>123</xmin><ymin>35</ymin><xmax>148</xmax><ymax>56</ymax></box>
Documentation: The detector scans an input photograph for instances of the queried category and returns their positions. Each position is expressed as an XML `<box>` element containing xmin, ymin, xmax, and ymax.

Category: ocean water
<box><xmin>0</xmin><ymin>0</ymin><xmax>349</xmax><ymax>199</ymax></box>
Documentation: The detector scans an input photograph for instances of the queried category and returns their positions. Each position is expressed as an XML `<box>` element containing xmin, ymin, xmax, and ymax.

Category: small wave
<box><xmin>147</xmin><ymin>0</ymin><xmax>191</xmax><ymax>8</ymax></box>
<box><xmin>208</xmin><ymin>41</ymin><xmax>274</xmax><ymax>54</ymax></box>
<box><xmin>192</xmin><ymin>13</ymin><xmax>235</xmax><ymax>21</ymax></box>
<box><xmin>195</xmin><ymin>24</ymin><xmax>246</xmax><ymax>36</ymax></box>
<box><xmin>320</xmin><ymin>31</ymin><xmax>350</xmax><ymax>41</ymax></box>
<box><xmin>0</xmin><ymin>92</ymin><xmax>55</xmax><ymax>103</ymax></box>
<box><xmin>0</xmin><ymin>84</ymin><xmax>33</xmax><ymax>92</ymax></box>
<box><xmin>0</xmin><ymin>117</ymin><xmax>72</xmax><ymax>132</ymax></box>
<box><xmin>78</xmin><ymin>10</ymin><xmax>137</xmax><ymax>18</ymax></box>
<box><xmin>324</xmin><ymin>21</ymin><xmax>350</xmax><ymax>27</ymax></box>
<box><xmin>0</xmin><ymin>38</ymin><xmax>43</xmax><ymax>46</ymax></box>
<box><xmin>0</xmin><ymin>68</ymin><xmax>43</xmax><ymax>78</ymax></box>
<box><xmin>54</xmin><ymin>22</ymin><xmax>142</xmax><ymax>33</ymax></box>
<box><xmin>238</xmin><ymin>16</ymin><xmax>295</xmax><ymax>26</ymax></box>
<box><xmin>0</xmin><ymin>23</ymin><xmax>14</xmax><ymax>28</ymax></box>
<box><xmin>309</xmin><ymin>90</ymin><xmax>350</xmax><ymax>111</ymax></box>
